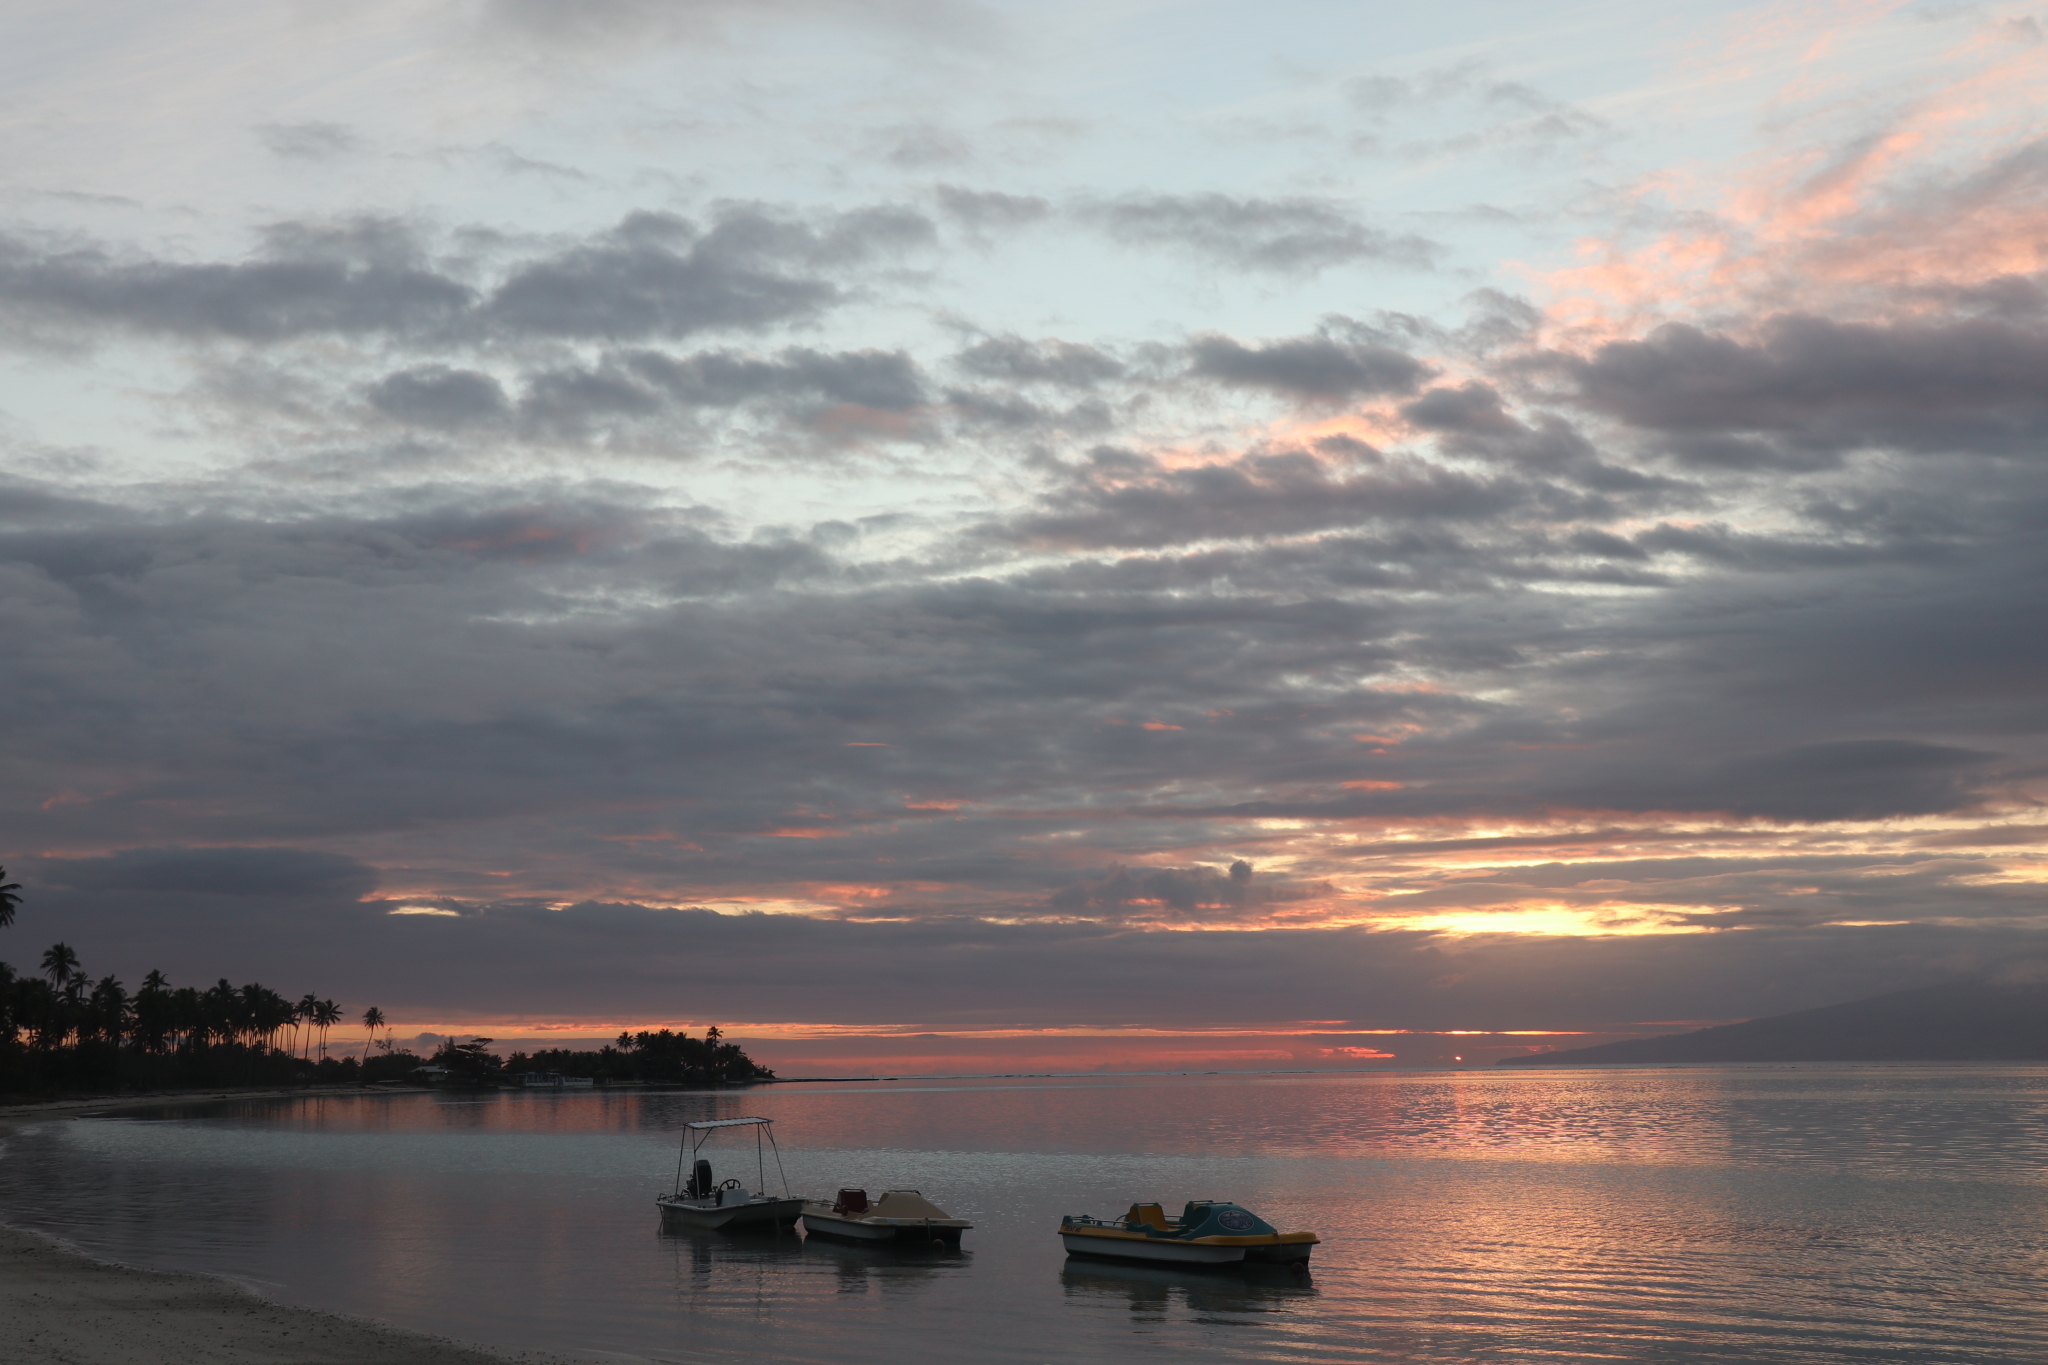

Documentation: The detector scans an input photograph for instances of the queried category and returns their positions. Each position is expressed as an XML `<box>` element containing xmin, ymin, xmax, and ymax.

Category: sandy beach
<box><xmin>0</xmin><ymin>1094</ymin><xmax>570</xmax><ymax>1365</ymax></box>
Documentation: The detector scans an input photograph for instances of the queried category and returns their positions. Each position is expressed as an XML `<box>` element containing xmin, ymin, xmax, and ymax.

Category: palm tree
<box><xmin>172</xmin><ymin>985</ymin><xmax>205</xmax><ymax>1053</ymax></box>
<box><xmin>297</xmin><ymin>993</ymin><xmax>320</xmax><ymax>1060</ymax></box>
<box><xmin>0</xmin><ymin>865</ymin><xmax>21</xmax><ymax>928</ymax></box>
<box><xmin>87</xmin><ymin>976</ymin><xmax>127</xmax><ymax>1048</ymax></box>
<box><xmin>361</xmin><ymin>1006</ymin><xmax>385</xmax><ymax>1066</ymax></box>
<box><xmin>135</xmin><ymin>971</ymin><xmax>172</xmax><ymax>1055</ymax></box>
<box><xmin>40</xmin><ymin>942</ymin><xmax>79</xmax><ymax>988</ymax></box>
<box><xmin>315</xmin><ymin>999</ymin><xmax>342</xmax><ymax>1061</ymax></box>
<box><xmin>203</xmin><ymin>979</ymin><xmax>239</xmax><ymax>1048</ymax></box>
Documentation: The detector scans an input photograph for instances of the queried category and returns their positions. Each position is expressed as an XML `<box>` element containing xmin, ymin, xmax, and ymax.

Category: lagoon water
<box><xmin>4</xmin><ymin>1068</ymin><xmax>2048</xmax><ymax>1363</ymax></box>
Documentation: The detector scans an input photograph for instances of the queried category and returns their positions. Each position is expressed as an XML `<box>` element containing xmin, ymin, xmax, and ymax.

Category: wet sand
<box><xmin>0</xmin><ymin>1093</ymin><xmax>571</xmax><ymax>1365</ymax></box>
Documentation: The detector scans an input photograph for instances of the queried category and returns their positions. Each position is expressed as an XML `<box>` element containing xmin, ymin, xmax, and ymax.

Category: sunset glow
<box><xmin>4</xmin><ymin>0</ymin><xmax>2046</xmax><ymax>1073</ymax></box>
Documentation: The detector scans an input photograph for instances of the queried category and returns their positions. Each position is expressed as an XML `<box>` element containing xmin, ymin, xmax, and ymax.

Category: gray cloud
<box><xmin>5</xmin><ymin>417</ymin><xmax>2047</xmax><ymax>1037</ymax></box>
<box><xmin>990</xmin><ymin>446</ymin><xmax>1538</xmax><ymax>550</ymax></box>
<box><xmin>953</xmin><ymin>335</ymin><xmax>1123</xmax><ymax>387</ymax></box>
<box><xmin>1050</xmin><ymin>860</ymin><xmax>1331</xmax><ymax>916</ymax></box>
<box><xmin>0</xmin><ymin>225</ymin><xmax>473</xmax><ymax>344</ymax></box>
<box><xmin>1400</xmin><ymin>381</ymin><xmax>1520</xmax><ymax>433</ymax></box>
<box><xmin>1086</xmin><ymin>193</ymin><xmax>1437</xmax><ymax>272</ymax></box>
<box><xmin>368</xmin><ymin>367</ymin><xmax>512</xmax><ymax>428</ymax></box>
<box><xmin>1540</xmin><ymin>740</ymin><xmax>2006</xmax><ymax>823</ymax></box>
<box><xmin>1559</xmin><ymin>313</ymin><xmax>2048</xmax><ymax>455</ymax></box>
<box><xmin>36</xmin><ymin>845</ymin><xmax>378</xmax><ymax>901</ymax></box>
<box><xmin>1341</xmin><ymin>61</ymin><xmax>1610</xmax><ymax>161</ymax></box>
<box><xmin>476</xmin><ymin>0</ymin><xmax>998</xmax><ymax>52</ymax></box>
<box><xmin>255</xmin><ymin>122</ymin><xmax>362</xmax><ymax>160</ymax></box>
<box><xmin>626</xmin><ymin>346</ymin><xmax>927</xmax><ymax>410</ymax></box>
<box><xmin>933</xmin><ymin>186</ymin><xmax>1054</xmax><ymax>232</ymax></box>
<box><xmin>0</xmin><ymin>205</ymin><xmax>934</xmax><ymax>350</ymax></box>
<box><xmin>1189</xmin><ymin>332</ymin><xmax>1430</xmax><ymax>401</ymax></box>
<box><xmin>1707</xmin><ymin>740</ymin><xmax>2001</xmax><ymax>820</ymax></box>
<box><xmin>479</xmin><ymin>208</ymin><xmax>908</xmax><ymax>341</ymax></box>
<box><xmin>364</xmin><ymin>345</ymin><xmax>931</xmax><ymax>440</ymax></box>
<box><xmin>875</xmin><ymin>124</ymin><xmax>975</xmax><ymax>169</ymax></box>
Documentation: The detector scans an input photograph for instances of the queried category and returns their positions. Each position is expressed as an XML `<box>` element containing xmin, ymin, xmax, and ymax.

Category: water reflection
<box><xmin>82</xmin><ymin>1068</ymin><xmax>2048</xmax><ymax>1183</ymax></box>
<box><xmin>800</xmin><ymin>1235</ymin><xmax>970</xmax><ymax>1297</ymax></box>
<box><xmin>8</xmin><ymin>1068</ymin><xmax>2048</xmax><ymax>1364</ymax></box>
<box><xmin>1060</xmin><ymin>1258</ymin><xmax>1317</xmax><ymax>1316</ymax></box>
<box><xmin>661</xmin><ymin>1228</ymin><xmax>805</xmax><ymax>1304</ymax></box>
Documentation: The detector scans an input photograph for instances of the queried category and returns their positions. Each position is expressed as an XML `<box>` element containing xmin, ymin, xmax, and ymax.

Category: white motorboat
<box><xmin>799</xmin><ymin>1188</ymin><xmax>973</xmax><ymax>1245</ymax></box>
<box><xmin>654</xmin><ymin>1117</ymin><xmax>805</xmax><ymax>1232</ymax></box>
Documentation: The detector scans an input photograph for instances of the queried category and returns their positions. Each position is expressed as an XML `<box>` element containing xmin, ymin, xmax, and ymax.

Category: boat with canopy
<box><xmin>1059</xmin><ymin>1200</ymin><xmax>1318</xmax><ymax>1267</ymax></box>
<box><xmin>654</xmin><ymin>1117</ymin><xmax>804</xmax><ymax>1232</ymax></box>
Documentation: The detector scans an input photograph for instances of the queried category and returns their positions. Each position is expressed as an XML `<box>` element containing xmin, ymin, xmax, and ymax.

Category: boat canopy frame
<box><xmin>671</xmin><ymin>1116</ymin><xmax>790</xmax><ymax>1199</ymax></box>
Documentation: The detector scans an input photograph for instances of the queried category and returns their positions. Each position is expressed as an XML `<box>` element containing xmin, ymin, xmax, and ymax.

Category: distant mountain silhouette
<box><xmin>1497</xmin><ymin>980</ymin><xmax>2048</xmax><ymax>1066</ymax></box>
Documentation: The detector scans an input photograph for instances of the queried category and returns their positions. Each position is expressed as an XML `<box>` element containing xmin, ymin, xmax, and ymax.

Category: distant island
<box><xmin>1499</xmin><ymin>980</ymin><xmax>2048</xmax><ymax>1066</ymax></box>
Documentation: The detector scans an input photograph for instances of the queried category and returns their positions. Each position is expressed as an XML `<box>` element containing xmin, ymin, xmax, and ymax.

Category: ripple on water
<box><xmin>4</xmin><ymin>1067</ymin><xmax>2048</xmax><ymax>1364</ymax></box>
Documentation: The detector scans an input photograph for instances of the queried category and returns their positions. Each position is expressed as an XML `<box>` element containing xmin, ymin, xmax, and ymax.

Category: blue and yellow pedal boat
<box><xmin>1059</xmin><ymin>1200</ymin><xmax>1318</xmax><ymax>1267</ymax></box>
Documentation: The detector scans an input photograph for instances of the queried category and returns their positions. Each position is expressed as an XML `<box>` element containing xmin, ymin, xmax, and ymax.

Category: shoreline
<box><xmin>0</xmin><ymin>1093</ymin><xmax>577</xmax><ymax>1365</ymax></box>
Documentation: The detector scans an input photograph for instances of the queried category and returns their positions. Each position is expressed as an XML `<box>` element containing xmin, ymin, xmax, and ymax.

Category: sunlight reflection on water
<box><xmin>5</xmin><ymin>1067</ymin><xmax>2048</xmax><ymax>1363</ymax></box>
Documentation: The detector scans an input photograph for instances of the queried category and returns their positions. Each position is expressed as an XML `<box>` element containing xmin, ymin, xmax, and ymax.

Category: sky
<box><xmin>5</xmin><ymin>0</ymin><xmax>2048</xmax><ymax>1075</ymax></box>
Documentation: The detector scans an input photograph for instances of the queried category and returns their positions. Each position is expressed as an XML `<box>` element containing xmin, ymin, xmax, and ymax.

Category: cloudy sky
<box><xmin>6</xmin><ymin>0</ymin><xmax>2048</xmax><ymax>1073</ymax></box>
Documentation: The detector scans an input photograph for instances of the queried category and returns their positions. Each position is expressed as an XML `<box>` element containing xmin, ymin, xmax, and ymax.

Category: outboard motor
<box><xmin>689</xmin><ymin>1158</ymin><xmax>713</xmax><ymax>1198</ymax></box>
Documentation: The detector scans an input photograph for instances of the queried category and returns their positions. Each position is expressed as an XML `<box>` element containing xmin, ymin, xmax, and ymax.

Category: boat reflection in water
<box><xmin>1060</xmin><ymin>1256</ymin><xmax>1317</xmax><ymax>1321</ymax></box>
<box><xmin>802</xmin><ymin>1227</ymin><xmax>972</xmax><ymax>1297</ymax></box>
<box><xmin>656</xmin><ymin>1209</ymin><xmax>966</xmax><ymax>1319</ymax></box>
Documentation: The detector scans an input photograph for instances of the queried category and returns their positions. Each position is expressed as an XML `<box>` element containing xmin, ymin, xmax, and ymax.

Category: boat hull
<box><xmin>1243</xmin><ymin>1238</ymin><xmax>1316</xmax><ymax>1264</ymax></box>
<box><xmin>656</xmin><ymin>1195</ymin><xmax>804</xmax><ymax>1232</ymax></box>
<box><xmin>1061</xmin><ymin>1231</ymin><xmax>1247</xmax><ymax>1265</ymax></box>
<box><xmin>802</xmin><ymin>1208</ymin><xmax>968</xmax><ymax>1245</ymax></box>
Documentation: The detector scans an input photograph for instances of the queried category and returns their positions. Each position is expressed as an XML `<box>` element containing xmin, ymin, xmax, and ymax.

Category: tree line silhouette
<box><xmin>0</xmin><ymin>868</ymin><xmax>772</xmax><ymax>1094</ymax></box>
<box><xmin>499</xmin><ymin>1026</ymin><xmax>773</xmax><ymax>1084</ymax></box>
<box><xmin>0</xmin><ymin>939</ymin><xmax>404</xmax><ymax>1093</ymax></box>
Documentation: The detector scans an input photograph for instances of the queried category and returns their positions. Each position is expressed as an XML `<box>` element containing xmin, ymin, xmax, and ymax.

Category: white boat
<box><xmin>1059</xmin><ymin>1200</ymin><xmax>1319</xmax><ymax>1267</ymax></box>
<box><xmin>799</xmin><ymin>1188</ymin><xmax>973</xmax><ymax>1245</ymax></box>
<box><xmin>654</xmin><ymin>1117</ymin><xmax>805</xmax><ymax>1232</ymax></box>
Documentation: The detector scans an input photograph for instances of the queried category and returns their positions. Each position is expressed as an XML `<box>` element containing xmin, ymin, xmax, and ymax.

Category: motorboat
<box><xmin>654</xmin><ymin>1117</ymin><xmax>805</xmax><ymax>1232</ymax></box>
<box><xmin>799</xmin><ymin>1188</ymin><xmax>973</xmax><ymax>1245</ymax></box>
<box><xmin>1059</xmin><ymin>1200</ymin><xmax>1318</xmax><ymax>1267</ymax></box>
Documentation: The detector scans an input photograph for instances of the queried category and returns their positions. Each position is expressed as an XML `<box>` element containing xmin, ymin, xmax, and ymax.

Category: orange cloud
<box><xmin>1533</xmin><ymin>9</ymin><xmax>2048</xmax><ymax>348</ymax></box>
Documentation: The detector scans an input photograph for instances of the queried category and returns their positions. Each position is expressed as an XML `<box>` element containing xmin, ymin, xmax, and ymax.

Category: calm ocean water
<box><xmin>4</xmin><ymin>1067</ymin><xmax>2048</xmax><ymax>1363</ymax></box>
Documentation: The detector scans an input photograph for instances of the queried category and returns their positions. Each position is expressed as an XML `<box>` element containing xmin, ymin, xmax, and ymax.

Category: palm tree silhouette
<box><xmin>297</xmin><ymin>993</ymin><xmax>320</xmax><ymax>1060</ymax></box>
<box><xmin>315</xmin><ymin>999</ymin><xmax>342</xmax><ymax>1060</ymax></box>
<box><xmin>136</xmin><ymin>971</ymin><xmax>172</xmax><ymax>1055</ymax></box>
<box><xmin>361</xmin><ymin>1006</ymin><xmax>385</xmax><ymax>1066</ymax></box>
<box><xmin>0</xmin><ymin>866</ymin><xmax>21</xmax><ymax>928</ymax></box>
<box><xmin>41</xmin><ymin>942</ymin><xmax>79</xmax><ymax>988</ymax></box>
